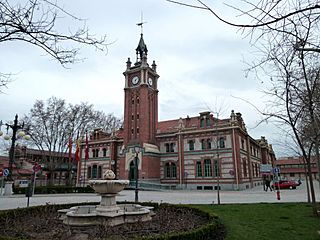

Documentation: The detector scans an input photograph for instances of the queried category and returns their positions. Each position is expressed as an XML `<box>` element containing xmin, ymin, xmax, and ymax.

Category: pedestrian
<box><xmin>265</xmin><ymin>179</ymin><xmax>272</xmax><ymax>192</ymax></box>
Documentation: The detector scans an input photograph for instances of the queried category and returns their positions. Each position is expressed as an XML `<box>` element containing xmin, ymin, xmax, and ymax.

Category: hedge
<box><xmin>13</xmin><ymin>185</ymin><xmax>95</xmax><ymax>195</ymax></box>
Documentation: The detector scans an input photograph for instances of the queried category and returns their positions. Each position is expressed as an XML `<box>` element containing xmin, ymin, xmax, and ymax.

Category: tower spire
<box><xmin>135</xmin><ymin>13</ymin><xmax>148</xmax><ymax>63</ymax></box>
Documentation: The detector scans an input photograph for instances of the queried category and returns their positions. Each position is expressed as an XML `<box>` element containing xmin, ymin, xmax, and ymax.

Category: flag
<box><xmin>68</xmin><ymin>135</ymin><xmax>72</xmax><ymax>163</ymax></box>
<box><xmin>75</xmin><ymin>133</ymin><xmax>81</xmax><ymax>161</ymax></box>
<box><xmin>85</xmin><ymin>131</ymin><xmax>89</xmax><ymax>160</ymax></box>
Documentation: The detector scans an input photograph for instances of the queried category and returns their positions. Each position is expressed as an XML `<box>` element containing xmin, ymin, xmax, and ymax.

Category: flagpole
<box><xmin>68</xmin><ymin>134</ymin><xmax>72</xmax><ymax>186</ymax></box>
<box><xmin>83</xmin><ymin>131</ymin><xmax>89</xmax><ymax>187</ymax></box>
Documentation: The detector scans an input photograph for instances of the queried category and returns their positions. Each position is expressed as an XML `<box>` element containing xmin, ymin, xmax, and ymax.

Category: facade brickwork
<box><xmin>78</xmin><ymin>35</ymin><xmax>276</xmax><ymax>190</ymax></box>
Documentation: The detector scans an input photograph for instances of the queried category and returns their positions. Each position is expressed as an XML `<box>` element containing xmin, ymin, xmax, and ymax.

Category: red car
<box><xmin>272</xmin><ymin>180</ymin><xmax>299</xmax><ymax>190</ymax></box>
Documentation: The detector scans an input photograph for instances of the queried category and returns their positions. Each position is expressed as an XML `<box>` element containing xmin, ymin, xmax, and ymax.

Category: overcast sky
<box><xmin>0</xmin><ymin>0</ymin><xmax>289</xmax><ymax>156</ymax></box>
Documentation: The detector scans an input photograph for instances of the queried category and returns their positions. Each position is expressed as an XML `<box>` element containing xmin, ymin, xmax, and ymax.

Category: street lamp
<box><xmin>0</xmin><ymin>115</ymin><xmax>30</xmax><ymax>181</ymax></box>
<box><xmin>214</xmin><ymin>112</ymin><xmax>221</xmax><ymax>205</ymax></box>
<box><xmin>133</xmin><ymin>146</ymin><xmax>141</xmax><ymax>202</ymax></box>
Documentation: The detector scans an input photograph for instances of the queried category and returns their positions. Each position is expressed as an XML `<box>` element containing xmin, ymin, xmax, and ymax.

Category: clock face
<box><xmin>148</xmin><ymin>77</ymin><xmax>153</xmax><ymax>86</ymax></box>
<box><xmin>131</xmin><ymin>76</ymin><xmax>139</xmax><ymax>85</ymax></box>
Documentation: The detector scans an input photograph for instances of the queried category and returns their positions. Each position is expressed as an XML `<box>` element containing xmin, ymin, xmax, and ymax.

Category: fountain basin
<box><xmin>59</xmin><ymin>204</ymin><xmax>154</xmax><ymax>226</ymax></box>
<box><xmin>89</xmin><ymin>180</ymin><xmax>129</xmax><ymax>194</ymax></box>
<box><xmin>59</xmin><ymin>170</ymin><xmax>154</xmax><ymax>227</ymax></box>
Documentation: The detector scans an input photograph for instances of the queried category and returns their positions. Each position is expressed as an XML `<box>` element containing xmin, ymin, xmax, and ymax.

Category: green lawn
<box><xmin>195</xmin><ymin>203</ymin><xmax>320</xmax><ymax>240</ymax></box>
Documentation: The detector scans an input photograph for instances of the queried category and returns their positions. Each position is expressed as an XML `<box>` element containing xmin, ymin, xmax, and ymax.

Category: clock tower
<box><xmin>123</xmin><ymin>33</ymin><xmax>159</xmax><ymax>147</ymax></box>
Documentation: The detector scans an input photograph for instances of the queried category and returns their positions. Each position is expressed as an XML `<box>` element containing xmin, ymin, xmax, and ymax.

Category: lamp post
<box><xmin>214</xmin><ymin>112</ymin><xmax>221</xmax><ymax>205</ymax></box>
<box><xmin>133</xmin><ymin>146</ymin><xmax>141</xmax><ymax>202</ymax></box>
<box><xmin>0</xmin><ymin>115</ymin><xmax>30</xmax><ymax>191</ymax></box>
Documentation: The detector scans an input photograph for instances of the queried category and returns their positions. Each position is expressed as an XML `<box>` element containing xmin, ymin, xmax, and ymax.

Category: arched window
<box><xmin>204</xmin><ymin>159</ymin><xmax>212</xmax><ymax>177</ymax></box>
<box><xmin>92</xmin><ymin>149</ymin><xmax>95</xmax><ymax>158</ymax></box>
<box><xmin>95</xmin><ymin>149</ymin><xmax>99</xmax><ymax>158</ymax></box>
<box><xmin>171</xmin><ymin>163</ymin><xmax>177</xmax><ymax>178</ymax></box>
<box><xmin>165</xmin><ymin>162</ymin><xmax>170</xmax><ymax>178</ymax></box>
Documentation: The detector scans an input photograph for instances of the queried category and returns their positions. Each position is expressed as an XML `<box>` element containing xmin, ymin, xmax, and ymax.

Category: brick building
<box><xmin>77</xmin><ymin>34</ymin><xmax>276</xmax><ymax>190</ymax></box>
<box><xmin>0</xmin><ymin>146</ymin><xmax>76</xmax><ymax>186</ymax></box>
<box><xmin>275</xmin><ymin>156</ymin><xmax>319</xmax><ymax>181</ymax></box>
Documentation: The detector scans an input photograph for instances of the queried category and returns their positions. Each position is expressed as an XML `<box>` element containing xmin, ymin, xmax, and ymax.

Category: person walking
<box><xmin>265</xmin><ymin>179</ymin><xmax>273</xmax><ymax>192</ymax></box>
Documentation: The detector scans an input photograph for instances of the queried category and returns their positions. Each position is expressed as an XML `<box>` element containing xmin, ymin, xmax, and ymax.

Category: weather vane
<box><xmin>136</xmin><ymin>12</ymin><xmax>147</xmax><ymax>34</ymax></box>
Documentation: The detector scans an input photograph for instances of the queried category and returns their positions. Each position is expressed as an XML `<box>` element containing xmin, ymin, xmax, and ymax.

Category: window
<box><xmin>201</xmin><ymin>139</ymin><xmax>206</xmax><ymax>150</ymax></box>
<box><xmin>241</xmin><ymin>139</ymin><xmax>245</xmax><ymax>149</ymax></box>
<box><xmin>165</xmin><ymin>143</ymin><xmax>170</xmax><ymax>153</ymax></box>
<box><xmin>165</xmin><ymin>162</ymin><xmax>177</xmax><ymax>178</ymax></box>
<box><xmin>206</xmin><ymin>118</ymin><xmax>210</xmax><ymax>127</ymax></box>
<box><xmin>137</xmin><ymin>114</ymin><xmax>139</xmax><ymax>120</ymax></box>
<box><xmin>98</xmin><ymin>166</ymin><xmax>102</xmax><ymax>179</ymax></box>
<box><xmin>88</xmin><ymin>166</ymin><xmax>92</xmax><ymax>179</ymax></box>
<box><xmin>103</xmin><ymin>148</ymin><xmax>107</xmax><ymax>157</ymax></box>
<box><xmin>243</xmin><ymin>159</ymin><xmax>247</xmax><ymax>177</ymax></box>
<box><xmin>207</xmin><ymin>139</ymin><xmax>212</xmax><ymax>149</ymax></box>
<box><xmin>218</xmin><ymin>137</ymin><xmax>225</xmax><ymax>148</ymax></box>
<box><xmin>200</xmin><ymin>118</ymin><xmax>205</xmax><ymax>128</ymax></box>
<box><xmin>196</xmin><ymin>161</ymin><xmax>202</xmax><ymax>177</ymax></box>
<box><xmin>137</xmin><ymin>128</ymin><xmax>139</xmax><ymax>134</ymax></box>
<box><xmin>165</xmin><ymin>163</ymin><xmax>170</xmax><ymax>178</ymax></box>
<box><xmin>95</xmin><ymin>149</ymin><xmax>99</xmax><ymax>158</ymax></box>
<box><xmin>137</xmin><ymin>97</ymin><xmax>140</xmax><ymax>104</ymax></box>
<box><xmin>204</xmin><ymin>159</ymin><xmax>212</xmax><ymax>177</ymax></box>
<box><xmin>213</xmin><ymin>159</ymin><xmax>220</xmax><ymax>177</ymax></box>
<box><xmin>92</xmin><ymin>165</ymin><xmax>97</xmax><ymax>179</ymax></box>
<box><xmin>189</xmin><ymin>140</ymin><xmax>194</xmax><ymax>151</ymax></box>
<box><xmin>132</xmin><ymin>115</ymin><xmax>134</xmax><ymax>120</ymax></box>
<box><xmin>171</xmin><ymin>163</ymin><xmax>177</xmax><ymax>178</ymax></box>
<box><xmin>92</xmin><ymin>149</ymin><xmax>95</xmax><ymax>158</ymax></box>
<box><xmin>170</xmin><ymin>143</ymin><xmax>175</xmax><ymax>152</ymax></box>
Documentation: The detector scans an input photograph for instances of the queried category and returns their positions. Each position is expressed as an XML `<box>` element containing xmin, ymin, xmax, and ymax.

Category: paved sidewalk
<box><xmin>0</xmin><ymin>184</ymin><xmax>319</xmax><ymax>210</ymax></box>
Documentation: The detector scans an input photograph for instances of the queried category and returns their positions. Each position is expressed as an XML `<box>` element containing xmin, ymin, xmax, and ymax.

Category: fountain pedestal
<box><xmin>96</xmin><ymin>193</ymin><xmax>120</xmax><ymax>213</ymax></box>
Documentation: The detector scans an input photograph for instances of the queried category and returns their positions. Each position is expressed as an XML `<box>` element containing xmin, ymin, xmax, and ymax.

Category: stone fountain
<box><xmin>59</xmin><ymin>170</ymin><xmax>154</xmax><ymax>226</ymax></box>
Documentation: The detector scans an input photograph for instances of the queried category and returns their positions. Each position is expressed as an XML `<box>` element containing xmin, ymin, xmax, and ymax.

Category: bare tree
<box><xmin>0</xmin><ymin>0</ymin><xmax>108</xmax><ymax>91</ymax></box>
<box><xmin>167</xmin><ymin>0</ymin><xmax>320</xmax><ymax>53</ymax></box>
<box><xmin>23</xmin><ymin>96</ymin><xmax>122</xmax><ymax>184</ymax></box>
<box><xmin>168</xmin><ymin>0</ymin><xmax>320</xmax><ymax>216</ymax></box>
